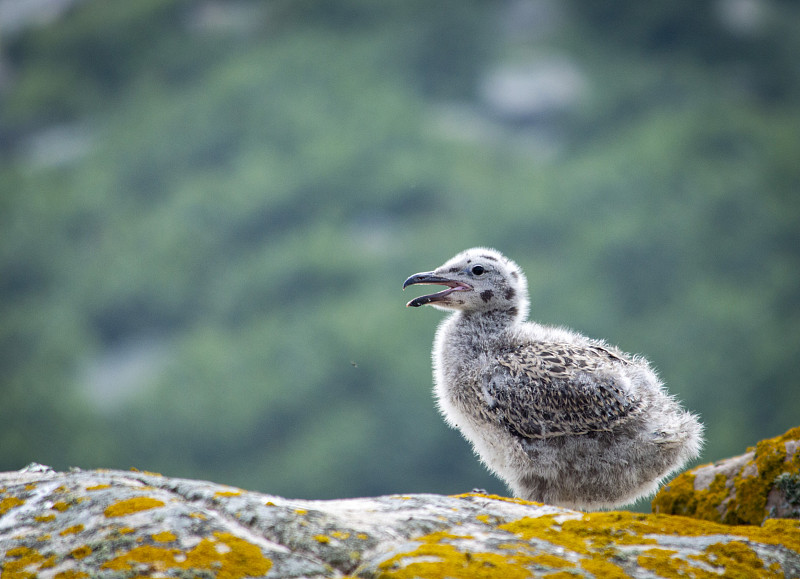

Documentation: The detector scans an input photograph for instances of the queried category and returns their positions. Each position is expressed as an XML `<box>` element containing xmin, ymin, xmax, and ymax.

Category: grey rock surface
<box><xmin>1</xmin><ymin>464</ymin><xmax>799</xmax><ymax>578</ymax></box>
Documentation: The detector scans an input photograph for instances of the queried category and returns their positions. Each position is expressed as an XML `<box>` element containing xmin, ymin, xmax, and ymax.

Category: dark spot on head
<box><xmin>480</xmin><ymin>290</ymin><xmax>494</xmax><ymax>302</ymax></box>
<box><xmin>505</xmin><ymin>307</ymin><xmax>518</xmax><ymax>318</ymax></box>
<box><xmin>467</xmin><ymin>259</ymin><xmax>472</xmax><ymax>264</ymax></box>
<box><xmin>481</xmin><ymin>255</ymin><xmax>498</xmax><ymax>262</ymax></box>
<box><xmin>504</xmin><ymin>287</ymin><xmax>516</xmax><ymax>301</ymax></box>
<box><xmin>510</xmin><ymin>271</ymin><xmax>519</xmax><ymax>280</ymax></box>
<box><xmin>448</xmin><ymin>267</ymin><xmax>460</xmax><ymax>273</ymax></box>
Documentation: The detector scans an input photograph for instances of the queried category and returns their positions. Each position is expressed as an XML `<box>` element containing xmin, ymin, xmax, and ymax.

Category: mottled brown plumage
<box><xmin>404</xmin><ymin>247</ymin><xmax>704</xmax><ymax>510</ymax></box>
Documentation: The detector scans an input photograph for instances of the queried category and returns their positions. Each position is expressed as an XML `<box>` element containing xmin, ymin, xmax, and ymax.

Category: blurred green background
<box><xmin>1</xmin><ymin>0</ymin><xmax>799</xmax><ymax>510</ymax></box>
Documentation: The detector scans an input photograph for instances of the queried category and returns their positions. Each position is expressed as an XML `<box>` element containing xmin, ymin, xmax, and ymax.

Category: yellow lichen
<box><xmin>294</xmin><ymin>508</ymin><xmax>308</xmax><ymax>515</ymax></box>
<box><xmin>70</xmin><ymin>545</ymin><xmax>92</xmax><ymax>560</ymax></box>
<box><xmin>60</xmin><ymin>525</ymin><xmax>84</xmax><ymax>536</ymax></box>
<box><xmin>85</xmin><ymin>484</ymin><xmax>111</xmax><ymax>491</ymax></box>
<box><xmin>214</xmin><ymin>490</ymin><xmax>242</xmax><ymax>497</ymax></box>
<box><xmin>34</xmin><ymin>514</ymin><xmax>56</xmax><ymax>523</ymax></box>
<box><xmin>24</xmin><ymin>484</ymin><xmax>37</xmax><ymax>491</ymax></box>
<box><xmin>357</xmin><ymin>533</ymin><xmax>369</xmax><ymax>540</ymax></box>
<box><xmin>103</xmin><ymin>497</ymin><xmax>165</xmax><ymax>517</ymax></box>
<box><xmin>331</xmin><ymin>531</ymin><xmax>351</xmax><ymax>540</ymax></box>
<box><xmin>653</xmin><ymin>425</ymin><xmax>800</xmax><ymax>525</ymax></box>
<box><xmin>2</xmin><ymin>546</ymin><xmax>50</xmax><ymax>579</ymax></box>
<box><xmin>529</xmin><ymin>552</ymin><xmax>575</xmax><ymax>569</ymax></box>
<box><xmin>51</xmin><ymin>501</ymin><xmax>71</xmax><ymax>512</ymax></box>
<box><xmin>498</xmin><ymin>509</ymin><xmax>800</xmax><ymax>576</ymax></box>
<box><xmin>637</xmin><ymin>548</ymin><xmax>701</xmax><ymax>579</ymax></box>
<box><xmin>579</xmin><ymin>556</ymin><xmax>629</xmax><ymax>579</ymax></box>
<box><xmin>451</xmin><ymin>492</ymin><xmax>544</xmax><ymax>507</ymax></box>
<box><xmin>54</xmin><ymin>571</ymin><xmax>89</xmax><ymax>579</ymax></box>
<box><xmin>377</xmin><ymin>531</ymin><xmax>540</xmax><ymax>579</ymax></box>
<box><xmin>152</xmin><ymin>531</ymin><xmax>177</xmax><ymax>543</ymax></box>
<box><xmin>500</xmin><ymin>515</ymin><xmax>591</xmax><ymax>554</ymax></box>
<box><xmin>0</xmin><ymin>496</ymin><xmax>25</xmax><ymax>515</ymax></box>
<box><xmin>314</xmin><ymin>534</ymin><xmax>331</xmax><ymax>543</ymax></box>
<box><xmin>36</xmin><ymin>534</ymin><xmax>51</xmax><ymax>541</ymax></box>
<box><xmin>729</xmin><ymin>426</ymin><xmax>800</xmax><ymax>525</ymax></box>
<box><xmin>190</xmin><ymin>512</ymin><xmax>207</xmax><ymax>519</ymax></box>
<box><xmin>695</xmin><ymin>541</ymin><xmax>783</xmax><ymax>579</ymax></box>
<box><xmin>100</xmin><ymin>531</ymin><xmax>271</xmax><ymax>578</ymax></box>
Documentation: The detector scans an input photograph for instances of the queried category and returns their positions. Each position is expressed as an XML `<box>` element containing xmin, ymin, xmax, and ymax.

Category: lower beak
<box><xmin>403</xmin><ymin>272</ymin><xmax>471</xmax><ymax>307</ymax></box>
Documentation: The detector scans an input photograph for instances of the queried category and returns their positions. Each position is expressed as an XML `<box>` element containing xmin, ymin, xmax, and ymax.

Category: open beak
<box><xmin>403</xmin><ymin>272</ymin><xmax>472</xmax><ymax>307</ymax></box>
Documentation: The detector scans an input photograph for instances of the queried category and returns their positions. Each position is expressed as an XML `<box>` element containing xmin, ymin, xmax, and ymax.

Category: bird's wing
<box><xmin>485</xmin><ymin>343</ymin><xmax>641</xmax><ymax>439</ymax></box>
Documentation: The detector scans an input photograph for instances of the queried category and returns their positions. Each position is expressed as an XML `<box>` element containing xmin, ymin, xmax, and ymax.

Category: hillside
<box><xmin>1</xmin><ymin>0</ymin><xmax>799</xmax><ymax>507</ymax></box>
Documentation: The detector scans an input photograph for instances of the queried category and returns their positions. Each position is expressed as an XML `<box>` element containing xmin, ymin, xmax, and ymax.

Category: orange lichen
<box><xmin>101</xmin><ymin>531</ymin><xmax>271</xmax><ymax>578</ymax></box>
<box><xmin>103</xmin><ymin>497</ymin><xmax>165</xmax><ymax>517</ymax></box>
<box><xmin>60</xmin><ymin>525</ymin><xmax>84</xmax><ymax>536</ymax></box>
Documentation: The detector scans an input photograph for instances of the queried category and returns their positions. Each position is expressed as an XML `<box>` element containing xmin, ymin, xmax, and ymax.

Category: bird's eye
<box><xmin>471</xmin><ymin>265</ymin><xmax>486</xmax><ymax>276</ymax></box>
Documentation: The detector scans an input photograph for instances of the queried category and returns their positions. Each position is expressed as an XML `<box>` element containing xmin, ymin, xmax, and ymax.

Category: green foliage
<box><xmin>1</xmin><ymin>0</ymin><xmax>798</xmax><ymax>504</ymax></box>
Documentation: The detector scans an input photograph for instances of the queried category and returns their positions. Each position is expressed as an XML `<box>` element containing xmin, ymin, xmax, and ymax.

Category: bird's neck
<box><xmin>445</xmin><ymin>309</ymin><xmax>520</xmax><ymax>352</ymax></box>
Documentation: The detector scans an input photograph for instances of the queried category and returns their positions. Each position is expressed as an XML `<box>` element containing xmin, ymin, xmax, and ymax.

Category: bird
<box><xmin>403</xmin><ymin>247</ymin><xmax>703</xmax><ymax>510</ymax></box>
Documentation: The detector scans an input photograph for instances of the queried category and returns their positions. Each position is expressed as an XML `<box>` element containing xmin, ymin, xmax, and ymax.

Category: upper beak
<box><xmin>403</xmin><ymin>271</ymin><xmax>471</xmax><ymax>307</ymax></box>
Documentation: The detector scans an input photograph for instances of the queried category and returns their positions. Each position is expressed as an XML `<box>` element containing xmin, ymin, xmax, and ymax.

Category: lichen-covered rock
<box><xmin>653</xmin><ymin>425</ymin><xmax>800</xmax><ymax>526</ymax></box>
<box><xmin>2</xmin><ymin>464</ymin><xmax>799</xmax><ymax>578</ymax></box>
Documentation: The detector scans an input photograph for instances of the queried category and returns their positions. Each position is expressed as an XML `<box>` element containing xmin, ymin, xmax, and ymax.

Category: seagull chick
<box><xmin>404</xmin><ymin>247</ymin><xmax>703</xmax><ymax>510</ymax></box>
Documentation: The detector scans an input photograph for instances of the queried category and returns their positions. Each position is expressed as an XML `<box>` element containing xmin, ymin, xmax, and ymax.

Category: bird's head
<box><xmin>403</xmin><ymin>247</ymin><xmax>528</xmax><ymax>319</ymax></box>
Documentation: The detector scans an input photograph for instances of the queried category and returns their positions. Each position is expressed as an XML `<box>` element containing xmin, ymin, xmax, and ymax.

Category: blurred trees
<box><xmin>1</xmin><ymin>0</ymin><xmax>798</xmax><ymax>507</ymax></box>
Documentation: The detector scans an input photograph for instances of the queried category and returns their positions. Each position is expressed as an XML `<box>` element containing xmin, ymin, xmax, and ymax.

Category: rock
<box><xmin>2</xmin><ymin>463</ymin><xmax>800</xmax><ymax>577</ymax></box>
<box><xmin>653</xmin><ymin>425</ymin><xmax>800</xmax><ymax>526</ymax></box>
